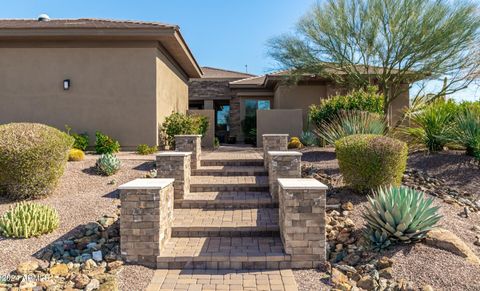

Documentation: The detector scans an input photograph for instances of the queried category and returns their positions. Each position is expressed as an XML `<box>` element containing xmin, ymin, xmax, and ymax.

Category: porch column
<box><xmin>174</xmin><ymin>135</ymin><xmax>201</xmax><ymax>169</ymax></box>
<box><xmin>262</xmin><ymin>134</ymin><xmax>289</xmax><ymax>169</ymax></box>
<box><xmin>156</xmin><ymin>152</ymin><xmax>191</xmax><ymax>200</ymax></box>
<box><xmin>267</xmin><ymin>151</ymin><xmax>302</xmax><ymax>202</ymax></box>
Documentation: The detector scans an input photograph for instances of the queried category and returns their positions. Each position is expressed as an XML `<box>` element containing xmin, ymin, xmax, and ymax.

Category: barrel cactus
<box><xmin>96</xmin><ymin>154</ymin><xmax>121</xmax><ymax>176</ymax></box>
<box><xmin>0</xmin><ymin>202</ymin><xmax>59</xmax><ymax>238</ymax></box>
<box><xmin>363</xmin><ymin>186</ymin><xmax>442</xmax><ymax>245</ymax></box>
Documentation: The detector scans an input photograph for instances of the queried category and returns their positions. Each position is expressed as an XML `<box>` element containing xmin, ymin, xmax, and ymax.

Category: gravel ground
<box><xmin>0</xmin><ymin>155</ymin><xmax>156</xmax><ymax>291</ymax></box>
<box><xmin>296</xmin><ymin>147</ymin><xmax>480</xmax><ymax>291</ymax></box>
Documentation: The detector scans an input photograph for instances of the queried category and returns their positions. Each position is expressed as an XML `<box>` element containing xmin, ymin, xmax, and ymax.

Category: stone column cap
<box><xmin>278</xmin><ymin>178</ymin><xmax>328</xmax><ymax>190</ymax></box>
<box><xmin>262</xmin><ymin>134</ymin><xmax>289</xmax><ymax>137</ymax></box>
<box><xmin>157</xmin><ymin>151</ymin><xmax>192</xmax><ymax>156</ymax></box>
<box><xmin>174</xmin><ymin>134</ymin><xmax>202</xmax><ymax>137</ymax></box>
<box><xmin>118</xmin><ymin>178</ymin><xmax>175</xmax><ymax>190</ymax></box>
<box><xmin>268</xmin><ymin>151</ymin><xmax>302</xmax><ymax>156</ymax></box>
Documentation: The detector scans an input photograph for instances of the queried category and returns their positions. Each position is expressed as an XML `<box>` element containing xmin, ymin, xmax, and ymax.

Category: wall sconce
<box><xmin>63</xmin><ymin>79</ymin><xmax>71</xmax><ymax>90</ymax></box>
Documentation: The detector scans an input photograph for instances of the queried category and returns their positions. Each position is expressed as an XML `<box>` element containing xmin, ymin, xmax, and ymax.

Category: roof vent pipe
<box><xmin>37</xmin><ymin>14</ymin><xmax>50</xmax><ymax>21</ymax></box>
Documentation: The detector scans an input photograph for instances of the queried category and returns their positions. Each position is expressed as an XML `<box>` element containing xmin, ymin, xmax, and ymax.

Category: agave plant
<box><xmin>365</xmin><ymin>228</ymin><xmax>392</xmax><ymax>251</ymax></box>
<box><xmin>315</xmin><ymin>110</ymin><xmax>386</xmax><ymax>145</ymax></box>
<box><xmin>300</xmin><ymin>131</ymin><xmax>318</xmax><ymax>146</ymax></box>
<box><xmin>363</xmin><ymin>186</ymin><xmax>442</xmax><ymax>244</ymax></box>
<box><xmin>450</xmin><ymin>107</ymin><xmax>480</xmax><ymax>159</ymax></box>
<box><xmin>96</xmin><ymin>154</ymin><xmax>121</xmax><ymax>176</ymax></box>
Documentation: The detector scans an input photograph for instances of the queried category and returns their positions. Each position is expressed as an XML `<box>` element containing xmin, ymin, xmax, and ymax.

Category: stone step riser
<box><xmin>156</xmin><ymin>260</ymin><xmax>291</xmax><ymax>270</ymax></box>
<box><xmin>192</xmin><ymin>170</ymin><xmax>268</xmax><ymax>177</ymax></box>
<box><xmin>201</xmin><ymin>160</ymin><xmax>264</xmax><ymax>167</ymax></box>
<box><xmin>174</xmin><ymin>201</ymin><xmax>278</xmax><ymax>209</ymax></box>
<box><xmin>171</xmin><ymin>229</ymin><xmax>280</xmax><ymax>237</ymax></box>
<box><xmin>190</xmin><ymin>185</ymin><xmax>269</xmax><ymax>192</ymax></box>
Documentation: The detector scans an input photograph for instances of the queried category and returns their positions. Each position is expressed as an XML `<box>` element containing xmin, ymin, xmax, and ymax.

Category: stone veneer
<box><xmin>119</xmin><ymin>178</ymin><xmax>174</xmax><ymax>267</ymax></box>
<box><xmin>267</xmin><ymin>151</ymin><xmax>302</xmax><ymax>202</ymax></box>
<box><xmin>156</xmin><ymin>152</ymin><xmax>191</xmax><ymax>200</ymax></box>
<box><xmin>262</xmin><ymin>134</ymin><xmax>289</xmax><ymax>169</ymax></box>
<box><xmin>175</xmin><ymin>135</ymin><xmax>201</xmax><ymax>169</ymax></box>
<box><xmin>278</xmin><ymin>178</ymin><xmax>327</xmax><ymax>268</ymax></box>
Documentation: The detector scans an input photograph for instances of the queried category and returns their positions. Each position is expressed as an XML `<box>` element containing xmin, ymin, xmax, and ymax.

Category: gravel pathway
<box><xmin>0</xmin><ymin>156</ymin><xmax>156</xmax><ymax>291</ymax></box>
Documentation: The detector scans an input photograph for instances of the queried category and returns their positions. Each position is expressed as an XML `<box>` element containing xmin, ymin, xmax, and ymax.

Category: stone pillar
<box><xmin>268</xmin><ymin>151</ymin><xmax>302</xmax><ymax>202</ymax></box>
<box><xmin>156</xmin><ymin>152</ymin><xmax>191</xmax><ymax>200</ymax></box>
<box><xmin>278</xmin><ymin>178</ymin><xmax>327</xmax><ymax>269</ymax></box>
<box><xmin>119</xmin><ymin>178</ymin><xmax>175</xmax><ymax>267</ymax></box>
<box><xmin>174</xmin><ymin>135</ymin><xmax>202</xmax><ymax>169</ymax></box>
<box><xmin>262</xmin><ymin>134</ymin><xmax>289</xmax><ymax>169</ymax></box>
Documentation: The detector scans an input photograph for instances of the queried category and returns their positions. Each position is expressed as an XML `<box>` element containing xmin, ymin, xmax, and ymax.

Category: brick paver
<box><xmin>177</xmin><ymin>192</ymin><xmax>275</xmax><ymax>209</ymax></box>
<box><xmin>146</xmin><ymin>269</ymin><xmax>298</xmax><ymax>291</ymax></box>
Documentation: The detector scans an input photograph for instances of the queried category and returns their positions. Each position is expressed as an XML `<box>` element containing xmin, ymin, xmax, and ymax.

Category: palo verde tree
<box><xmin>268</xmin><ymin>0</ymin><xmax>480</xmax><ymax>116</ymax></box>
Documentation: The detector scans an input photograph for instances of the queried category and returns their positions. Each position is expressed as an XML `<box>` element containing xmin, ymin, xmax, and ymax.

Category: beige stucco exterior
<box><xmin>0</xmin><ymin>40</ymin><xmax>191</xmax><ymax>148</ymax></box>
<box><xmin>256</xmin><ymin>109</ymin><xmax>303</xmax><ymax>147</ymax></box>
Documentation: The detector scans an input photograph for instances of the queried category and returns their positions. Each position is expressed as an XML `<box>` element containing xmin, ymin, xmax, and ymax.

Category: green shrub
<box><xmin>288</xmin><ymin>137</ymin><xmax>303</xmax><ymax>149</ymax></box>
<box><xmin>0</xmin><ymin>123</ymin><xmax>73</xmax><ymax>199</ymax></box>
<box><xmin>300</xmin><ymin>131</ymin><xmax>318</xmax><ymax>146</ymax></box>
<box><xmin>364</xmin><ymin>186</ymin><xmax>442</xmax><ymax>248</ymax></box>
<box><xmin>316</xmin><ymin>110</ymin><xmax>386</xmax><ymax>145</ymax></box>
<box><xmin>96</xmin><ymin>154</ymin><xmax>121</xmax><ymax>176</ymax></box>
<box><xmin>136</xmin><ymin>144</ymin><xmax>158</xmax><ymax>155</ymax></box>
<box><xmin>214</xmin><ymin>137</ymin><xmax>220</xmax><ymax>148</ymax></box>
<box><xmin>309</xmin><ymin>86</ymin><xmax>384</xmax><ymax>127</ymax></box>
<box><xmin>68</xmin><ymin>149</ymin><xmax>85</xmax><ymax>161</ymax></box>
<box><xmin>160</xmin><ymin>112</ymin><xmax>209</xmax><ymax>148</ymax></box>
<box><xmin>65</xmin><ymin>125</ymin><xmax>89</xmax><ymax>151</ymax></box>
<box><xmin>95</xmin><ymin>131</ymin><xmax>120</xmax><ymax>154</ymax></box>
<box><xmin>335</xmin><ymin>134</ymin><xmax>408</xmax><ymax>192</ymax></box>
<box><xmin>450</xmin><ymin>106</ymin><xmax>480</xmax><ymax>160</ymax></box>
<box><xmin>401</xmin><ymin>100</ymin><xmax>458</xmax><ymax>152</ymax></box>
<box><xmin>0</xmin><ymin>202</ymin><xmax>59</xmax><ymax>238</ymax></box>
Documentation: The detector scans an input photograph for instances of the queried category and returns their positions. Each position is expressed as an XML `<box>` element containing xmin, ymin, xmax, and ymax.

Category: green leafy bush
<box><xmin>0</xmin><ymin>123</ymin><xmax>73</xmax><ymax>199</ymax></box>
<box><xmin>65</xmin><ymin>125</ymin><xmax>89</xmax><ymax>151</ymax></box>
<box><xmin>401</xmin><ymin>100</ymin><xmax>458</xmax><ymax>152</ymax></box>
<box><xmin>335</xmin><ymin>134</ymin><xmax>408</xmax><ymax>192</ymax></box>
<box><xmin>95</xmin><ymin>131</ymin><xmax>120</xmax><ymax>154</ymax></box>
<box><xmin>136</xmin><ymin>144</ymin><xmax>158</xmax><ymax>155</ymax></box>
<box><xmin>316</xmin><ymin>110</ymin><xmax>386</xmax><ymax>145</ymax></box>
<box><xmin>288</xmin><ymin>137</ymin><xmax>303</xmax><ymax>149</ymax></box>
<box><xmin>364</xmin><ymin>186</ymin><xmax>442</xmax><ymax>248</ymax></box>
<box><xmin>300</xmin><ymin>131</ymin><xmax>318</xmax><ymax>146</ymax></box>
<box><xmin>0</xmin><ymin>202</ymin><xmax>59</xmax><ymax>238</ymax></box>
<box><xmin>309</xmin><ymin>86</ymin><xmax>384</xmax><ymax>127</ymax></box>
<box><xmin>450</xmin><ymin>106</ymin><xmax>480</xmax><ymax>160</ymax></box>
<box><xmin>96</xmin><ymin>154</ymin><xmax>121</xmax><ymax>176</ymax></box>
<box><xmin>68</xmin><ymin>149</ymin><xmax>85</xmax><ymax>161</ymax></box>
<box><xmin>160</xmin><ymin>112</ymin><xmax>209</xmax><ymax>148</ymax></box>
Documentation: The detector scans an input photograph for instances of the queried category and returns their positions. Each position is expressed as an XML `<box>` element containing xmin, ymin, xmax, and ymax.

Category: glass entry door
<box><xmin>242</xmin><ymin>99</ymin><xmax>270</xmax><ymax>144</ymax></box>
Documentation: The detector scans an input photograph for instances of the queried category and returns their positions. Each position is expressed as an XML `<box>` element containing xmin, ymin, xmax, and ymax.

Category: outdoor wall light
<box><xmin>63</xmin><ymin>79</ymin><xmax>71</xmax><ymax>90</ymax></box>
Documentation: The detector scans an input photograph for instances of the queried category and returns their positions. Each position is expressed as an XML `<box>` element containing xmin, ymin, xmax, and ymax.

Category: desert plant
<box><xmin>65</xmin><ymin>125</ymin><xmax>89</xmax><ymax>151</ymax></box>
<box><xmin>363</xmin><ymin>186</ymin><xmax>442</xmax><ymax>245</ymax></box>
<box><xmin>136</xmin><ymin>144</ymin><xmax>158</xmax><ymax>155</ymax></box>
<box><xmin>95</xmin><ymin>131</ymin><xmax>120</xmax><ymax>154</ymax></box>
<box><xmin>365</xmin><ymin>228</ymin><xmax>392</xmax><ymax>252</ymax></box>
<box><xmin>450</xmin><ymin>107</ymin><xmax>480</xmax><ymax>160</ymax></box>
<box><xmin>401</xmin><ymin>100</ymin><xmax>458</xmax><ymax>152</ymax></box>
<box><xmin>68</xmin><ymin>149</ymin><xmax>85</xmax><ymax>161</ymax></box>
<box><xmin>96</xmin><ymin>154</ymin><xmax>121</xmax><ymax>176</ymax></box>
<box><xmin>316</xmin><ymin>110</ymin><xmax>387</xmax><ymax>145</ymax></box>
<box><xmin>160</xmin><ymin>113</ymin><xmax>209</xmax><ymax>148</ymax></box>
<box><xmin>309</xmin><ymin>86</ymin><xmax>384</xmax><ymax>126</ymax></box>
<box><xmin>0</xmin><ymin>202</ymin><xmax>59</xmax><ymax>238</ymax></box>
<box><xmin>0</xmin><ymin>123</ymin><xmax>73</xmax><ymax>199</ymax></box>
<box><xmin>300</xmin><ymin>131</ymin><xmax>318</xmax><ymax>146</ymax></box>
<box><xmin>335</xmin><ymin>134</ymin><xmax>408</xmax><ymax>192</ymax></box>
<box><xmin>288</xmin><ymin>137</ymin><xmax>303</xmax><ymax>149</ymax></box>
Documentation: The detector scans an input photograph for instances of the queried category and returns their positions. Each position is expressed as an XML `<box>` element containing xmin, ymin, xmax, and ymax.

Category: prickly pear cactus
<box><xmin>96</xmin><ymin>154</ymin><xmax>121</xmax><ymax>176</ymax></box>
<box><xmin>0</xmin><ymin>202</ymin><xmax>59</xmax><ymax>238</ymax></box>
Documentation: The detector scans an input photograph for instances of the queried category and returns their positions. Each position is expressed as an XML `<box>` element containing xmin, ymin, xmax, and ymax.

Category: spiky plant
<box><xmin>0</xmin><ymin>202</ymin><xmax>59</xmax><ymax>238</ymax></box>
<box><xmin>363</xmin><ymin>186</ymin><xmax>442</xmax><ymax>244</ymax></box>
<box><xmin>300</xmin><ymin>131</ymin><xmax>318</xmax><ymax>146</ymax></box>
<box><xmin>365</xmin><ymin>228</ymin><xmax>392</xmax><ymax>251</ymax></box>
<box><xmin>315</xmin><ymin>110</ymin><xmax>386</xmax><ymax>145</ymax></box>
<box><xmin>96</xmin><ymin>154</ymin><xmax>121</xmax><ymax>176</ymax></box>
<box><xmin>451</xmin><ymin>107</ymin><xmax>480</xmax><ymax>160</ymax></box>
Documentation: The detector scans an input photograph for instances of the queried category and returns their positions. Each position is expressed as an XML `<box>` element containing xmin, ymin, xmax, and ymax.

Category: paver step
<box><xmin>157</xmin><ymin>237</ymin><xmax>291</xmax><ymax>270</ymax></box>
<box><xmin>175</xmin><ymin>191</ymin><xmax>277</xmax><ymax>209</ymax></box>
<box><xmin>201</xmin><ymin>158</ymin><xmax>264</xmax><ymax>167</ymax></box>
<box><xmin>192</xmin><ymin>166</ymin><xmax>267</xmax><ymax>176</ymax></box>
<box><xmin>190</xmin><ymin>176</ymin><xmax>269</xmax><ymax>192</ymax></box>
<box><xmin>172</xmin><ymin>208</ymin><xmax>279</xmax><ymax>237</ymax></box>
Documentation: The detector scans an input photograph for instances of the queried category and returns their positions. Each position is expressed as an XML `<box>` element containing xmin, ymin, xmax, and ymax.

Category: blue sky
<box><xmin>1</xmin><ymin>0</ymin><xmax>478</xmax><ymax>101</ymax></box>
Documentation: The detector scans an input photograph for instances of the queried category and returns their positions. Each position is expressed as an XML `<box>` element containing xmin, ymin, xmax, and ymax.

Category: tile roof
<box><xmin>201</xmin><ymin>67</ymin><xmax>256</xmax><ymax>79</ymax></box>
<box><xmin>0</xmin><ymin>18</ymin><xmax>178</xmax><ymax>29</ymax></box>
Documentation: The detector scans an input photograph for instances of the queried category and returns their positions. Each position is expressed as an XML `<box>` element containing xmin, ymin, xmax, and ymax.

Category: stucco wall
<box><xmin>188</xmin><ymin>109</ymin><xmax>215</xmax><ymax>148</ymax></box>
<box><xmin>256</xmin><ymin>109</ymin><xmax>303</xmax><ymax>147</ymax></box>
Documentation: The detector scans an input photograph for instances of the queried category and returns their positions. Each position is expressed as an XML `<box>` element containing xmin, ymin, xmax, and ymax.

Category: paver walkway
<box><xmin>147</xmin><ymin>146</ymin><xmax>298</xmax><ymax>291</ymax></box>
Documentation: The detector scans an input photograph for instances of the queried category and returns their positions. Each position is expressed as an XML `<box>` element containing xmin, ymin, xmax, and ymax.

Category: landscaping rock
<box><xmin>49</xmin><ymin>263</ymin><xmax>69</xmax><ymax>277</ymax></box>
<box><xmin>16</xmin><ymin>261</ymin><xmax>39</xmax><ymax>275</ymax></box>
<box><xmin>425</xmin><ymin>228</ymin><xmax>480</xmax><ymax>264</ymax></box>
<box><xmin>377</xmin><ymin>256</ymin><xmax>393</xmax><ymax>269</ymax></box>
<box><xmin>331</xmin><ymin>268</ymin><xmax>349</xmax><ymax>286</ymax></box>
<box><xmin>378</xmin><ymin>267</ymin><xmax>393</xmax><ymax>279</ymax></box>
<box><xmin>357</xmin><ymin>275</ymin><xmax>378</xmax><ymax>290</ymax></box>
<box><xmin>73</xmin><ymin>274</ymin><xmax>90</xmax><ymax>289</ymax></box>
<box><xmin>85</xmin><ymin>278</ymin><xmax>100</xmax><ymax>291</ymax></box>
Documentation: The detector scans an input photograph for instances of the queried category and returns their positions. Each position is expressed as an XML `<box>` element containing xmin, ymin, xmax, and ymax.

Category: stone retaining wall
<box><xmin>175</xmin><ymin>135</ymin><xmax>201</xmax><ymax>169</ymax></box>
<box><xmin>268</xmin><ymin>151</ymin><xmax>302</xmax><ymax>202</ymax></box>
<box><xmin>156</xmin><ymin>152</ymin><xmax>191</xmax><ymax>200</ymax></box>
<box><xmin>262</xmin><ymin>134</ymin><xmax>289</xmax><ymax>169</ymax></box>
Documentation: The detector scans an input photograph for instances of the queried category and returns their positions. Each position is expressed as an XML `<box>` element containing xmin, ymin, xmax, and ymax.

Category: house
<box><xmin>0</xmin><ymin>17</ymin><xmax>202</xmax><ymax>149</ymax></box>
<box><xmin>189</xmin><ymin>68</ymin><xmax>409</xmax><ymax>146</ymax></box>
